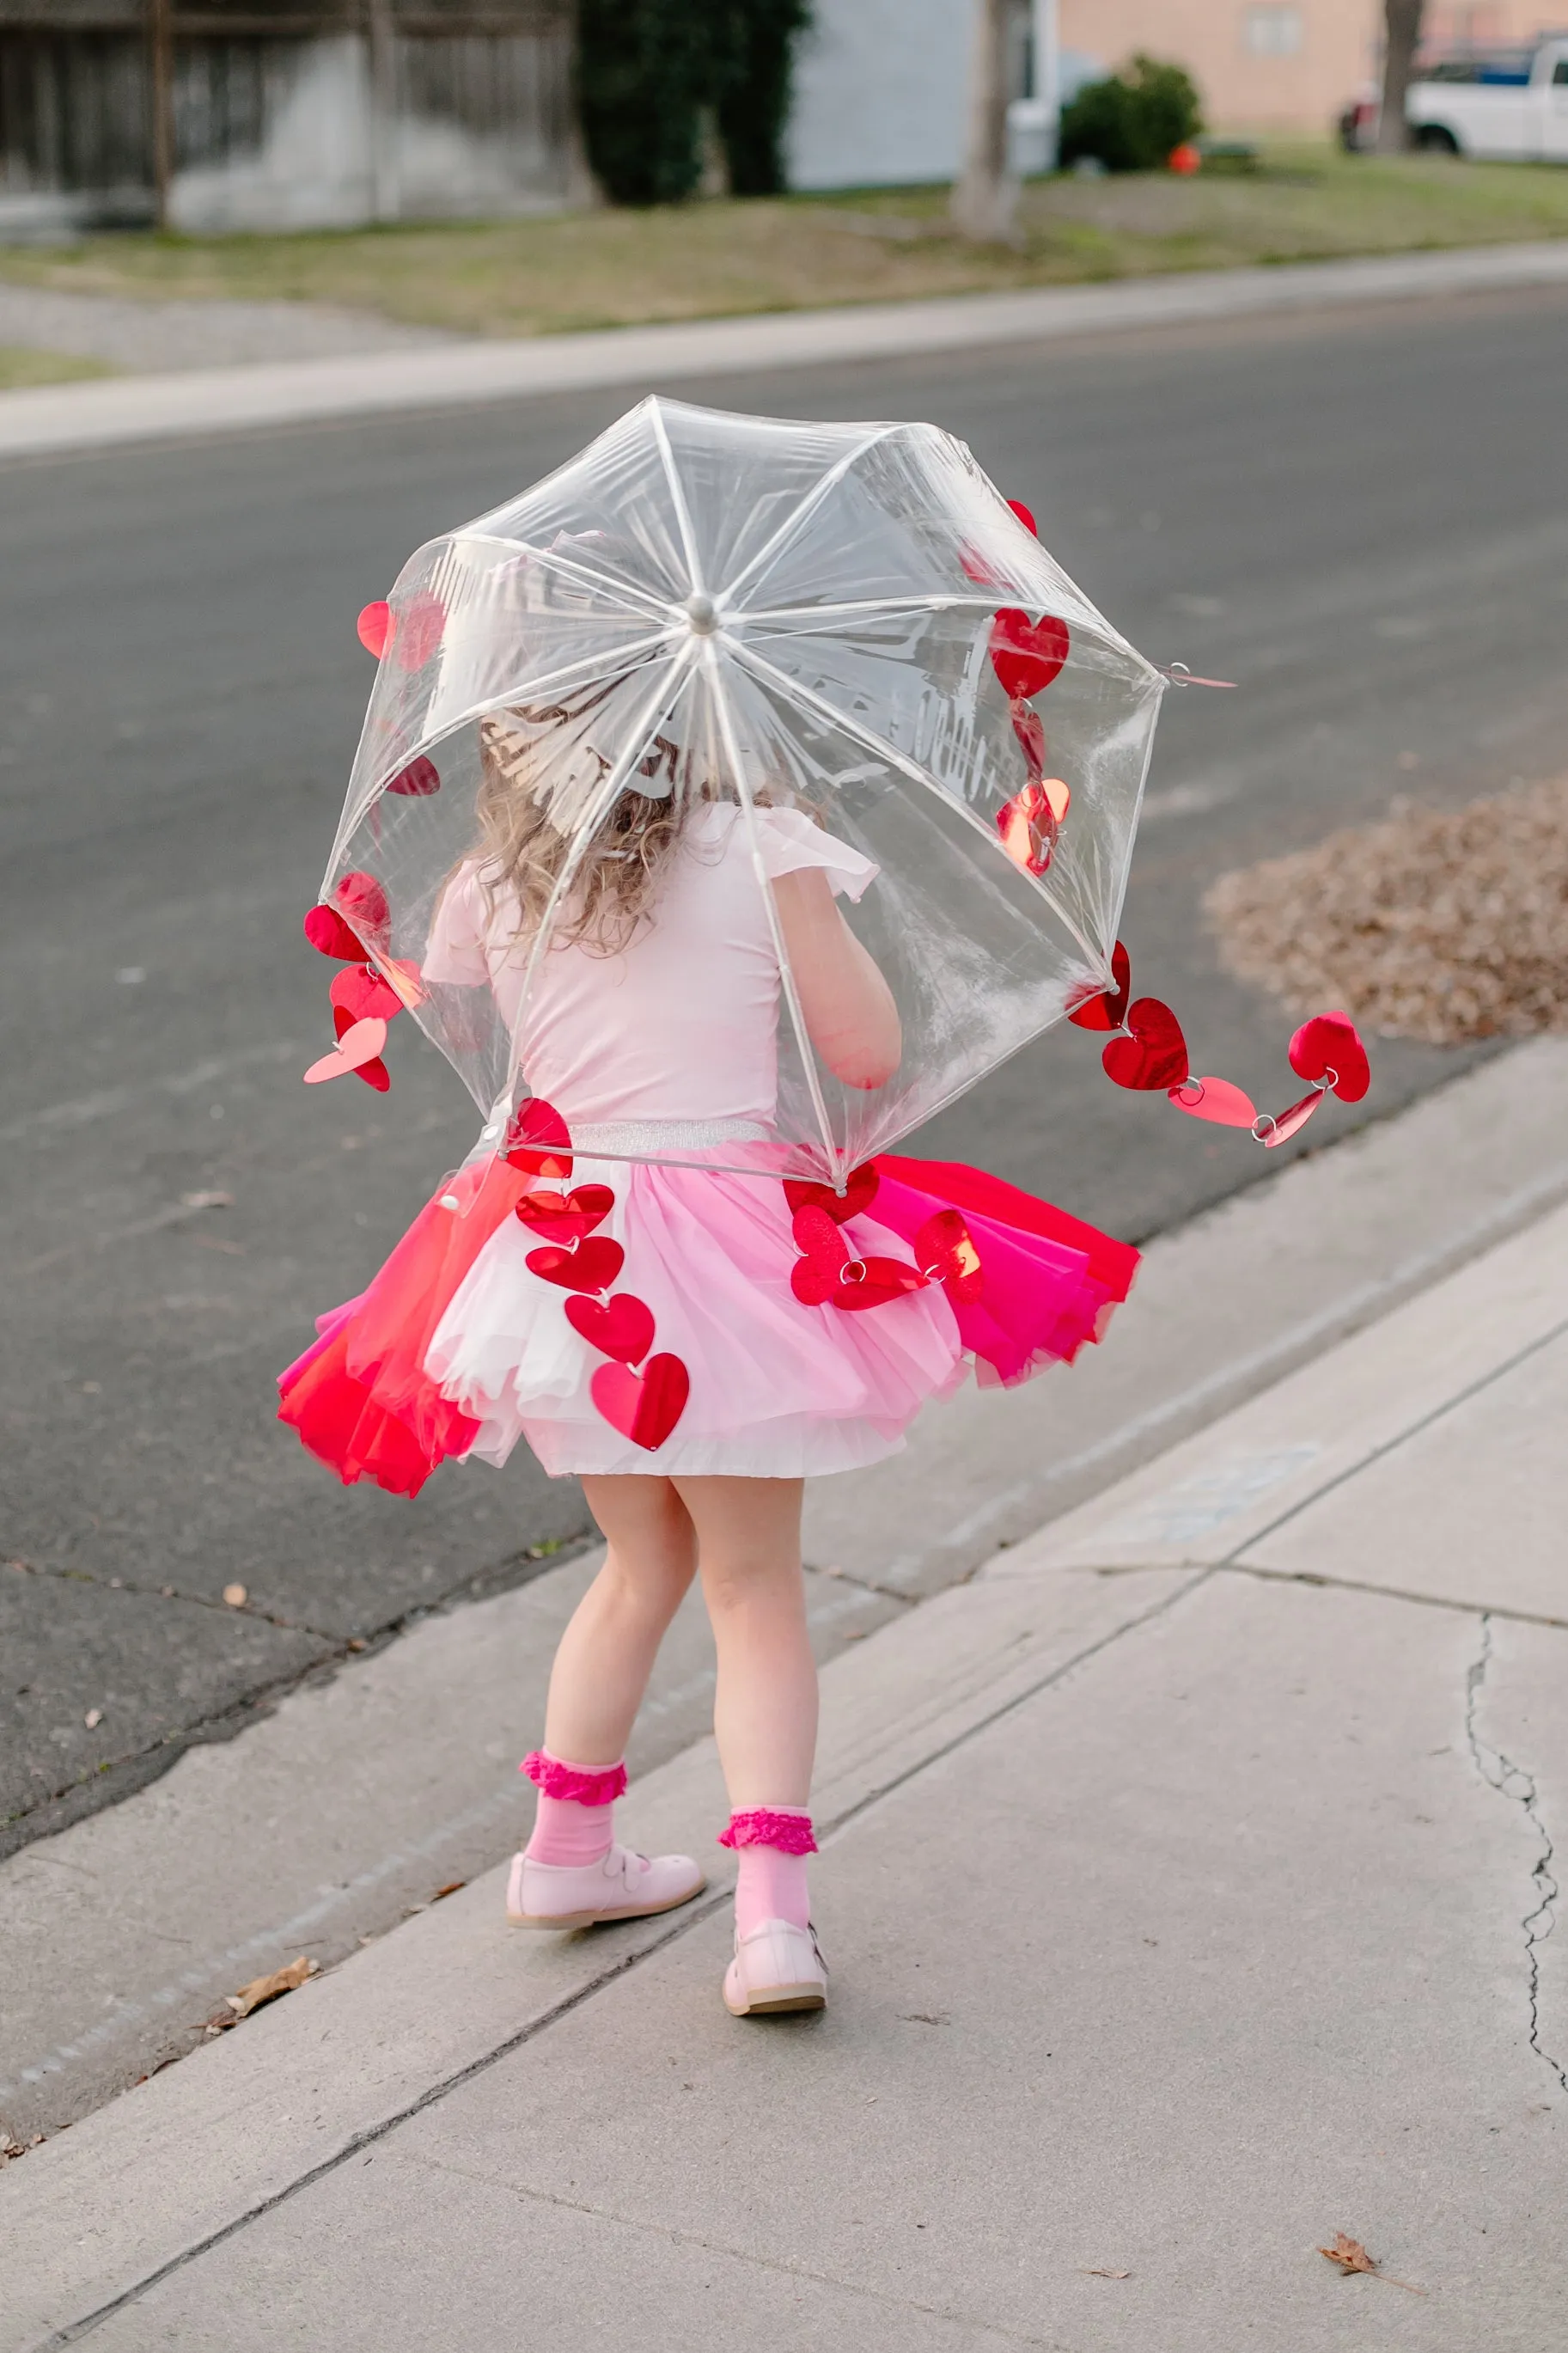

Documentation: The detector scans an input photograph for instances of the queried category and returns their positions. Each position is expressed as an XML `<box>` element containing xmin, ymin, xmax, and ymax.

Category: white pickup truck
<box><xmin>1405</xmin><ymin>40</ymin><xmax>1568</xmax><ymax>159</ymax></box>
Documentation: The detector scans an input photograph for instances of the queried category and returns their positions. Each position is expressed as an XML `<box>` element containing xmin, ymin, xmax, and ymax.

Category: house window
<box><xmin>1243</xmin><ymin>5</ymin><xmax>1304</xmax><ymax>58</ymax></box>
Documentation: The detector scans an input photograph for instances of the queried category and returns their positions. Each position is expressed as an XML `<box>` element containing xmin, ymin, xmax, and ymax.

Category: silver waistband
<box><xmin>570</xmin><ymin>1116</ymin><xmax>771</xmax><ymax>1155</ymax></box>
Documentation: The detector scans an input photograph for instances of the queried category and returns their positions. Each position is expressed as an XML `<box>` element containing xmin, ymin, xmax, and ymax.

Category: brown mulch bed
<box><xmin>1205</xmin><ymin>777</ymin><xmax>1568</xmax><ymax>1046</ymax></box>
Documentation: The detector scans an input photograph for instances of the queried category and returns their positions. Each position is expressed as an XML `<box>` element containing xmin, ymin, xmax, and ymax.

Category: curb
<box><xmin>3</xmin><ymin>239</ymin><xmax>1567</xmax><ymax>461</ymax></box>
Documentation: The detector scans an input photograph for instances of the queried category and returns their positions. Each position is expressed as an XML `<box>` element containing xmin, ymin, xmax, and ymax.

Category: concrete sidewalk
<box><xmin>5</xmin><ymin>239</ymin><xmax>1568</xmax><ymax>461</ymax></box>
<box><xmin>5</xmin><ymin>1158</ymin><xmax>1565</xmax><ymax>2344</ymax></box>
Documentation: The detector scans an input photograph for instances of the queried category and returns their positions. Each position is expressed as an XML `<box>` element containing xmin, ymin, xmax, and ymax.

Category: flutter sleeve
<box><xmin>751</xmin><ymin>804</ymin><xmax>880</xmax><ymax>903</ymax></box>
<box><xmin>421</xmin><ymin>865</ymin><xmax>491</xmax><ymax>988</ymax></box>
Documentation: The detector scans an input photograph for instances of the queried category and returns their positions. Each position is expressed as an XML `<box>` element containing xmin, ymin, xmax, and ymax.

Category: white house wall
<box><xmin>786</xmin><ymin>0</ymin><xmax>972</xmax><ymax>189</ymax></box>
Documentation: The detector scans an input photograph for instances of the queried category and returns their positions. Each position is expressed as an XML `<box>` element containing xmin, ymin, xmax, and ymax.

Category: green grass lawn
<box><xmin>0</xmin><ymin>345</ymin><xmax>117</xmax><ymax>387</ymax></box>
<box><xmin>2</xmin><ymin>147</ymin><xmax>1565</xmax><ymax>339</ymax></box>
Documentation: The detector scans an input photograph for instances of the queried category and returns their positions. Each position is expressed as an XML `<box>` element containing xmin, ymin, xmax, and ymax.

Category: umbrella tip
<box><xmin>683</xmin><ymin>591</ymin><xmax>719</xmax><ymax>636</ymax></box>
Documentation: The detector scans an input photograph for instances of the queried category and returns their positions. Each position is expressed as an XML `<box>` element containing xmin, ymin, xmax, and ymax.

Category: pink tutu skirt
<box><xmin>278</xmin><ymin>1152</ymin><xmax>1138</xmax><ymax>1493</ymax></box>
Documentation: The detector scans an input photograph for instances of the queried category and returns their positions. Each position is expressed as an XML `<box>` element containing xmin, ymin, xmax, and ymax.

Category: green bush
<box><xmin>1058</xmin><ymin>54</ymin><xmax>1203</xmax><ymax>174</ymax></box>
<box><xmin>715</xmin><ymin>0</ymin><xmax>813</xmax><ymax>199</ymax></box>
<box><xmin>577</xmin><ymin>0</ymin><xmax>812</xmax><ymax>208</ymax></box>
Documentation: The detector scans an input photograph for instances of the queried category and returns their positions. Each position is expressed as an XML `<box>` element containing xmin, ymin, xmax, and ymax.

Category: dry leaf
<box><xmin>225</xmin><ymin>1955</ymin><xmax>317</xmax><ymax>2020</ymax></box>
<box><xmin>83</xmin><ymin>1708</ymin><xmax>103</xmax><ymax>1729</ymax></box>
<box><xmin>222</xmin><ymin>1583</ymin><xmax>247</xmax><ymax>1608</ymax></box>
<box><xmin>1316</xmin><ymin>2233</ymin><xmax>1425</xmax><ymax>2293</ymax></box>
<box><xmin>180</xmin><ymin>1190</ymin><xmax>235</xmax><ymax>1210</ymax></box>
<box><xmin>1207</xmin><ymin>774</ymin><xmax>1568</xmax><ymax>1047</ymax></box>
<box><xmin>431</xmin><ymin>1880</ymin><xmax>465</xmax><ymax>1901</ymax></box>
<box><xmin>1083</xmin><ymin>2267</ymin><xmax>1131</xmax><ymax>2279</ymax></box>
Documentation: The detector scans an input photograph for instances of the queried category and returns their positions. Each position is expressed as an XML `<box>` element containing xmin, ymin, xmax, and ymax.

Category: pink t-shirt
<box><xmin>422</xmin><ymin>802</ymin><xmax>877</xmax><ymax>1128</ymax></box>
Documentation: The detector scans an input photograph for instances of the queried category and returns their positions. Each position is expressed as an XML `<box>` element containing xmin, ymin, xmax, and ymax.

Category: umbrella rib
<box><xmin>704</xmin><ymin>645</ymin><xmax>842</xmax><ymax>1185</ymax></box>
<box><xmin>482</xmin><ymin>535</ymin><xmax>675</xmax><ymax>622</ymax></box>
<box><xmin>720</xmin><ymin>425</ymin><xmax>900</xmax><ymax>611</ymax></box>
<box><xmin>727</xmin><ymin>639</ymin><xmax>1105</xmax><ymax>974</ymax></box>
<box><xmin>328</xmin><ymin>628</ymin><xmax>675</xmax><ymax>877</ymax></box>
<box><xmin>501</xmin><ymin>644</ymin><xmax>700</xmax><ymax>1090</ymax></box>
<box><xmin>648</xmin><ymin>402</ymin><xmax>706</xmax><ymax>597</ymax></box>
<box><xmin>741</xmin><ymin>594</ymin><xmax>1004</xmax><ymax>626</ymax></box>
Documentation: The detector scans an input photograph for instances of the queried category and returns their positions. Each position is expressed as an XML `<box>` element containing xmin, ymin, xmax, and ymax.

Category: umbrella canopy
<box><xmin>313</xmin><ymin>395</ymin><xmax>1167</xmax><ymax>1185</ymax></box>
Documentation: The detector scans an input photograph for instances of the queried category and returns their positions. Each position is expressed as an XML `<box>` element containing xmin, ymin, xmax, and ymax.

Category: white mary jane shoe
<box><xmin>507</xmin><ymin>1843</ymin><xmax>705</xmax><ymax>1930</ymax></box>
<box><xmin>723</xmin><ymin>1918</ymin><xmax>828</xmax><ymax>2016</ymax></box>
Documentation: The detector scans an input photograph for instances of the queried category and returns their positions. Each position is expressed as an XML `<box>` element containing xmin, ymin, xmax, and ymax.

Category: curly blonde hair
<box><xmin>472</xmin><ymin>688</ymin><xmax>711</xmax><ymax>957</ymax></box>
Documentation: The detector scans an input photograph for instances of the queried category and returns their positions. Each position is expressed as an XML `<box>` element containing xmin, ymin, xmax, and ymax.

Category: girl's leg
<box><xmin>672</xmin><ymin>1475</ymin><xmax>815</xmax><ymax>1807</ymax></box>
<box><xmin>674</xmin><ymin>1476</ymin><xmax>826</xmax><ymax>2014</ymax></box>
<box><xmin>543</xmin><ymin>1474</ymin><xmax>698</xmax><ymax>1765</ymax></box>
<box><xmin>509</xmin><ymin>1475</ymin><xmax>704</xmax><ymax>1928</ymax></box>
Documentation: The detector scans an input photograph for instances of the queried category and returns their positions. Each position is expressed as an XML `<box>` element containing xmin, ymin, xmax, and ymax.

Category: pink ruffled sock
<box><xmin>521</xmin><ymin>1750</ymin><xmax>628</xmax><ymax>1867</ymax></box>
<box><xmin>719</xmin><ymin>1807</ymin><xmax>816</xmax><ymax>1934</ymax></box>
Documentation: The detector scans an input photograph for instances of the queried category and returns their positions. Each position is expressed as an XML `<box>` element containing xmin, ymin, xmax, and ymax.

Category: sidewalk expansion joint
<box><xmin>1223</xmin><ymin>1561</ymin><xmax>1568</xmax><ymax>1635</ymax></box>
<box><xmin>31</xmin><ymin>1562</ymin><xmax>1212</xmax><ymax>2348</ymax></box>
<box><xmin>1217</xmin><ymin>1311</ymin><xmax>1568</xmax><ymax>1572</ymax></box>
<box><xmin>1463</xmin><ymin>1614</ymin><xmax>1568</xmax><ymax>2098</ymax></box>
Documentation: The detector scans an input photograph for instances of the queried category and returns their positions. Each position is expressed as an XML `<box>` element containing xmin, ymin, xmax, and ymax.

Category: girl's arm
<box><xmin>772</xmin><ymin>865</ymin><xmax>901</xmax><ymax>1090</ymax></box>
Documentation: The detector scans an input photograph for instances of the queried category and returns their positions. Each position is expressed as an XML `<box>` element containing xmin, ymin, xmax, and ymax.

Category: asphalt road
<box><xmin>4</xmin><ymin>282</ymin><xmax>1565</xmax><ymax>1858</ymax></box>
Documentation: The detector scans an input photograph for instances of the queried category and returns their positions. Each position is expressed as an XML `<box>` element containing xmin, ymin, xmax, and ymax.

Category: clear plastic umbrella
<box><xmin>306</xmin><ymin>394</ymin><xmax>1167</xmax><ymax>1185</ymax></box>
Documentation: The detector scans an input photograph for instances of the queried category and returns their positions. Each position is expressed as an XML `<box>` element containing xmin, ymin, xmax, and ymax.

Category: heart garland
<box><xmin>505</xmin><ymin>1097</ymin><xmax>575</xmax><ymax>1183</ymax></box>
<box><xmin>980</xmin><ymin>501</ymin><xmax>1076</xmax><ymax>883</ymax></box>
<box><xmin>591</xmin><ymin>1355</ymin><xmax>690</xmax><ymax>1452</ymax></box>
<box><xmin>356</xmin><ymin>594</ymin><xmax>446</xmax><ymax>673</ymax></box>
<box><xmin>515</xmin><ymin>1183</ymin><xmax>614</xmax><ymax>1241</ymax></box>
<box><xmin>914</xmin><ymin>1209</ymin><xmax>985</xmax><ymax>1304</ymax></box>
<box><xmin>302</xmin><ymin>869</ymin><xmax>390</xmax><ymax>964</ymax></box>
<box><xmin>1069</xmin><ymin>940</ymin><xmax>1371</xmax><ymax>1148</ymax></box>
<box><xmin>512</xmin><ymin>1164</ymin><xmax>691</xmax><ymax>1451</ymax></box>
<box><xmin>525</xmin><ymin>1236</ymin><xmax>625</xmax><ymax>1293</ymax></box>
<box><xmin>790</xmin><ymin>1207</ymin><xmax>927</xmax><ymax>1311</ymax></box>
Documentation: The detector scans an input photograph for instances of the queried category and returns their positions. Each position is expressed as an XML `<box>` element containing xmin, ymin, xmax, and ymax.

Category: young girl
<box><xmin>281</xmin><ymin>702</ymin><xmax>1138</xmax><ymax>2019</ymax></box>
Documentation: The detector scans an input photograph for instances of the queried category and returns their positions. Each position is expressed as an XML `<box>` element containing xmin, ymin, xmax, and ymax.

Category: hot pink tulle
<box><xmin>873</xmin><ymin>1155</ymin><xmax>1139</xmax><ymax>1386</ymax></box>
<box><xmin>277</xmin><ymin>1153</ymin><xmax>527</xmax><ymax>1496</ymax></box>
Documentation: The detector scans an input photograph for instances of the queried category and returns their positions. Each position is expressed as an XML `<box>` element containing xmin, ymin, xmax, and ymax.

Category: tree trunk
<box><xmin>951</xmin><ymin>0</ymin><xmax>1021</xmax><ymax>243</ymax></box>
<box><xmin>1376</xmin><ymin>0</ymin><xmax>1425</xmax><ymax>154</ymax></box>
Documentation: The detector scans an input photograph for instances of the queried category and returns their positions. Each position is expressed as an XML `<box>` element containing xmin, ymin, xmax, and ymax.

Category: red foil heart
<box><xmin>1289</xmin><ymin>1011</ymin><xmax>1370</xmax><ymax>1103</ymax></box>
<box><xmin>525</xmin><ymin>1236</ymin><xmax>624</xmax><ymax>1293</ymax></box>
<box><xmin>331</xmin><ymin>967</ymin><xmax>401</xmax><ymax>1024</ymax></box>
<box><xmin>989</xmin><ymin>608</ymin><xmax>1070</xmax><ymax>701</ymax></box>
<box><xmin>1067</xmin><ymin>941</ymin><xmax>1132</xmax><ymax>1031</ymax></box>
<box><xmin>506</xmin><ymin>1098</ymin><xmax>573</xmax><ymax>1182</ymax></box>
<box><xmin>304</xmin><ymin>1016</ymin><xmax>389</xmax><ymax>1087</ymax></box>
<box><xmin>357</xmin><ymin>600</ymin><xmax>392</xmax><ymax>657</ymax></box>
<box><xmin>1168</xmin><ymin>1075</ymin><xmax>1258</xmax><ymax>1128</ymax></box>
<box><xmin>565</xmin><ymin>1292</ymin><xmax>656</xmax><ymax>1366</ymax></box>
<box><xmin>303</xmin><ymin>903</ymin><xmax>364</xmax><ymax>961</ymax></box>
<box><xmin>915</xmin><ymin>1209</ymin><xmax>984</xmax><ymax>1303</ymax></box>
<box><xmin>515</xmin><ymin>1184</ymin><xmax>614</xmax><ymax>1241</ymax></box>
<box><xmin>783</xmin><ymin>1164</ymin><xmax>880</xmax><ymax>1224</ymax></box>
<box><xmin>790</xmin><ymin>1207</ymin><xmax>926</xmax><ymax>1311</ymax></box>
<box><xmin>393</xmin><ymin>592</ymin><xmax>445</xmax><ymax>674</ymax></box>
<box><xmin>1005</xmin><ymin>498</ymin><xmax>1037</xmax><ymax>535</ymax></box>
<box><xmin>1010</xmin><ymin>700</ymin><xmax>1046</xmax><ymax>780</ymax></box>
<box><xmin>1102</xmin><ymin>999</ymin><xmax>1190</xmax><ymax>1091</ymax></box>
<box><xmin>1254</xmin><ymin>1088</ymin><xmax>1327</xmax><ymax>1149</ymax></box>
<box><xmin>997</xmin><ymin>779</ymin><xmax>1068</xmax><ymax>878</ymax></box>
<box><xmin>386</xmin><ymin>755</ymin><xmax>441</xmax><ymax>798</ymax></box>
<box><xmin>591</xmin><ymin>1354</ymin><xmax>690</xmax><ymax>1451</ymax></box>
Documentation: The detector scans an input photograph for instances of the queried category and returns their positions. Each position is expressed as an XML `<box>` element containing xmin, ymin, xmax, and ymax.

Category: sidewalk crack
<box><xmin>1463</xmin><ymin>1613</ymin><xmax>1567</xmax><ymax>2095</ymax></box>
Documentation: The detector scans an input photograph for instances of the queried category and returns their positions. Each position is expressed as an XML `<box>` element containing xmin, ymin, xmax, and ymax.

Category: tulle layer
<box><xmin>278</xmin><ymin>1151</ymin><xmax>1139</xmax><ymax>1494</ymax></box>
<box><xmin>424</xmin><ymin>1157</ymin><xmax>969</xmax><ymax>1478</ymax></box>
